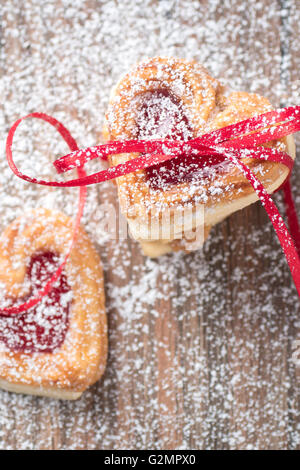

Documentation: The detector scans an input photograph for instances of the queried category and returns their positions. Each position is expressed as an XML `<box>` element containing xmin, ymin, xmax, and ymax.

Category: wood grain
<box><xmin>0</xmin><ymin>0</ymin><xmax>299</xmax><ymax>450</ymax></box>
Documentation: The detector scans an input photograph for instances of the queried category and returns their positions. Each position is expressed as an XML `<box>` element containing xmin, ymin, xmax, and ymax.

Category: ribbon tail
<box><xmin>226</xmin><ymin>153</ymin><xmax>300</xmax><ymax>297</ymax></box>
<box><xmin>1</xmin><ymin>113</ymin><xmax>86</xmax><ymax>316</ymax></box>
<box><xmin>282</xmin><ymin>178</ymin><xmax>300</xmax><ymax>257</ymax></box>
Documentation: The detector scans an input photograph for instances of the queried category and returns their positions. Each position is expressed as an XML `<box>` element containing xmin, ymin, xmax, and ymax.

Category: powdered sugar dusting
<box><xmin>0</xmin><ymin>0</ymin><xmax>299</xmax><ymax>450</ymax></box>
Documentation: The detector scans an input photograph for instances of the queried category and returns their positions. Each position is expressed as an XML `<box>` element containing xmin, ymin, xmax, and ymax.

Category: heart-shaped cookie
<box><xmin>104</xmin><ymin>57</ymin><xmax>296</xmax><ymax>256</ymax></box>
<box><xmin>0</xmin><ymin>209</ymin><xmax>107</xmax><ymax>399</ymax></box>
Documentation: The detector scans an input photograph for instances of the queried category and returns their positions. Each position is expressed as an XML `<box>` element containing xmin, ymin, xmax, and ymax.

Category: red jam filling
<box><xmin>0</xmin><ymin>251</ymin><xmax>71</xmax><ymax>354</ymax></box>
<box><xmin>135</xmin><ymin>89</ymin><xmax>224</xmax><ymax>189</ymax></box>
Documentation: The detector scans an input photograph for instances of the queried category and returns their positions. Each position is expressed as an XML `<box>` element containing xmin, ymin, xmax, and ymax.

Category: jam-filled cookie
<box><xmin>104</xmin><ymin>56</ymin><xmax>296</xmax><ymax>257</ymax></box>
<box><xmin>0</xmin><ymin>208</ymin><xmax>107</xmax><ymax>399</ymax></box>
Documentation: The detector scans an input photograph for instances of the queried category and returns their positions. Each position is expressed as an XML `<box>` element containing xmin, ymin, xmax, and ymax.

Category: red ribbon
<box><xmin>2</xmin><ymin>106</ymin><xmax>300</xmax><ymax>316</ymax></box>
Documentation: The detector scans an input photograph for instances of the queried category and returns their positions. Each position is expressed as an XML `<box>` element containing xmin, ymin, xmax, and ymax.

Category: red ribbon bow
<box><xmin>2</xmin><ymin>106</ymin><xmax>300</xmax><ymax>316</ymax></box>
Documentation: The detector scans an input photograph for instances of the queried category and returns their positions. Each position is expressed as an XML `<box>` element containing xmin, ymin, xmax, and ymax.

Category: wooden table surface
<box><xmin>0</xmin><ymin>0</ymin><xmax>299</xmax><ymax>450</ymax></box>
